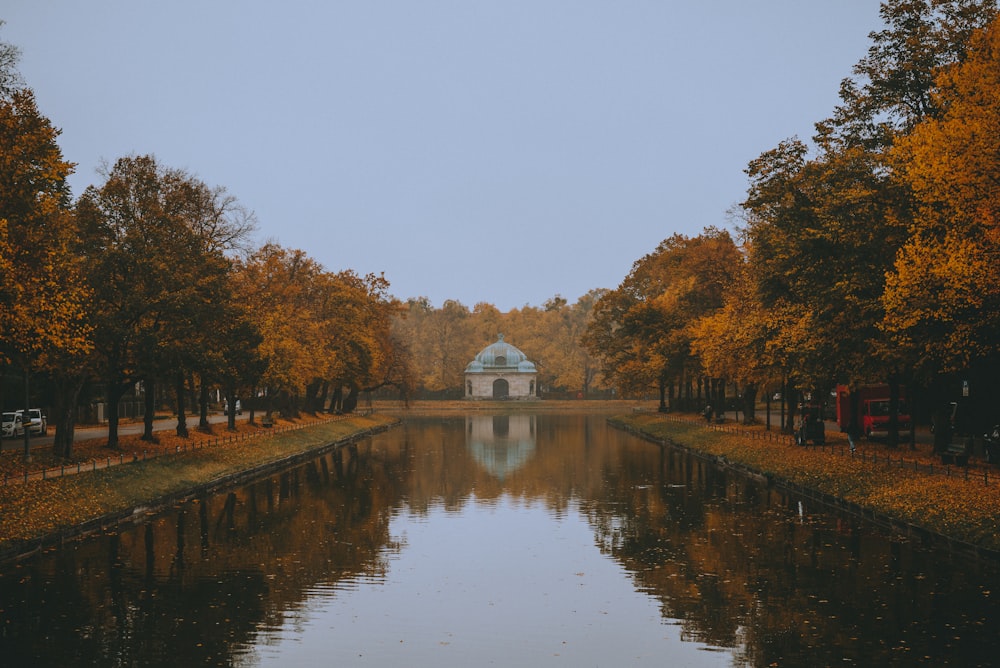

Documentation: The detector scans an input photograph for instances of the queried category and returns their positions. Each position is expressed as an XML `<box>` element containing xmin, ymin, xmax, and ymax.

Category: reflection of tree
<box><xmin>3</xmin><ymin>414</ymin><xmax>1000</xmax><ymax>665</ymax></box>
<box><xmin>579</xmin><ymin>438</ymin><xmax>1000</xmax><ymax>665</ymax></box>
<box><xmin>383</xmin><ymin>414</ymin><xmax>1000</xmax><ymax>664</ymax></box>
<box><xmin>0</xmin><ymin>443</ymin><xmax>406</xmax><ymax>666</ymax></box>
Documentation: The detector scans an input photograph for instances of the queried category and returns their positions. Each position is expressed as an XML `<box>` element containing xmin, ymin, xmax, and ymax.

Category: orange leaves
<box><xmin>0</xmin><ymin>90</ymin><xmax>91</xmax><ymax>368</ymax></box>
<box><xmin>621</xmin><ymin>412</ymin><xmax>1000</xmax><ymax>551</ymax></box>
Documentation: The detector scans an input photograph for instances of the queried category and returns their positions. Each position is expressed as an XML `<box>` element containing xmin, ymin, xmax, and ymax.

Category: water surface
<box><xmin>1</xmin><ymin>412</ymin><xmax>998</xmax><ymax>666</ymax></box>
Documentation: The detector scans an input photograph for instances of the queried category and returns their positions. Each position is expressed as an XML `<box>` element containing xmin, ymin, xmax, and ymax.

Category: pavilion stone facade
<box><xmin>464</xmin><ymin>334</ymin><xmax>538</xmax><ymax>400</ymax></box>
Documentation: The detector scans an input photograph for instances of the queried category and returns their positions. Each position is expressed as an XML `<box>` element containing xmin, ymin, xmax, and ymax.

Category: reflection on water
<box><xmin>466</xmin><ymin>413</ymin><xmax>536</xmax><ymax>480</ymax></box>
<box><xmin>1</xmin><ymin>413</ymin><xmax>1000</xmax><ymax>666</ymax></box>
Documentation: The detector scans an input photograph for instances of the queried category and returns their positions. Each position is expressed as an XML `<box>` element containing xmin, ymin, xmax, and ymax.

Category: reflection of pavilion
<box><xmin>466</xmin><ymin>414</ymin><xmax>537</xmax><ymax>480</ymax></box>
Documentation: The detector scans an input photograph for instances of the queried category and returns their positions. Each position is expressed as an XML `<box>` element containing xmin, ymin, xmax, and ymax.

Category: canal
<box><xmin>2</xmin><ymin>412</ymin><xmax>999</xmax><ymax>666</ymax></box>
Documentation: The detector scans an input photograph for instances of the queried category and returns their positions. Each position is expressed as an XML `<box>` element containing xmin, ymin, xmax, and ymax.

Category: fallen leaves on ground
<box><xmin>0</xmin><ymin>413</ymin><xmax>381</xmax><ymax>548</ymax></box>
<box><xmin>619</xmin><ymin>412</ymin><xmax>1000</xmax><ymax>551</ymax></box>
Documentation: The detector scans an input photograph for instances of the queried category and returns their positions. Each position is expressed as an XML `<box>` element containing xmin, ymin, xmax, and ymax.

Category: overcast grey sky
<box><xmin>5</xmin><ymin>2</ymin><xmax>881</xmax><ymax>311</ymax></box>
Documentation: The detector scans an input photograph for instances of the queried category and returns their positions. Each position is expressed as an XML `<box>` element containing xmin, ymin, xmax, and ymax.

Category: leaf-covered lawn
<box><xmin>615</xmin><ymin>413</ymin><xmax>1000</xmax><ymax>552</ymax></box>
<box><xmin>0</xmin><ymin>413</ymin><xmax>396</xmax><ymax>551</ymax></box>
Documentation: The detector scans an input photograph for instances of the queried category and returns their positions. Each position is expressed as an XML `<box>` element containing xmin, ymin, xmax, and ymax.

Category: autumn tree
<box><xmin>690</xmin><ymin>255</ymin><xmax>777</xmax><ymax>424</ymax></box>
<box><xmin>884</xmin><ymin>13</ymin><xmax>1000</xmax><ymax>423</ymax></box>
<box><xmin>737</xmin><ymin>2</ymin><xmax>997</xmax><ymax>444</ymax></box>
<box><xmin>529</xmin><ymin>292</ymin><xmax>605</xmax><ymax>397</ymax></box>
<box><xmin>583</xmin><ymin>229</ymin><xmax>740</xmax><ymax>410</ymax></box>
<box><xmin>77</xmin><ymin>155</ymin><xmax>252</xmax><ymax>445</ymax></box>
<box><xmin>393</xmin><ymin>298</ymin><xmax>476</xmax><ymax>396</ymax></box>
<box><xmin>233</xmin><ymin>244</ymin><xmax>326</xmax><ymax>419</ymax></box>
<box><xmin>741</xmin><ymin>139</ymin><xmax>900</xmax><ymax>390</ymax></box>
<box><xmin>318</xmin><ymin>270</ymin><xmax>403</xmax><ymax>413</ymax></box>
<box><xmin>822</xmin><ymin>0</ymin><xmax>997</xmax><ymax>150</ymax></box>
<box><xmin>0</xmin><ymin>87</ymin><xmax>91</xmax><ymax>459</ymax></box>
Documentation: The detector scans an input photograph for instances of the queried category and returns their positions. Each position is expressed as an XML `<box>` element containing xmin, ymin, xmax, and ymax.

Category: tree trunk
<box><xmin>225</xmin><ymin>381</ymin><xmax>237</xmax><ymax>431</ymax></box>
<box><xmin>198</xmin><ymin>380</ymin><xmax>210</xmax><ymax>431</ymax></box>
<box><xmin>106</xmin><ymin>378</ymin><xmax>128</xmax><ymax>451</ymax></box>
<box><xmin>248</xmin><ymin>385</ymin><xmax>257</xmax><ymax>426</ymax></box>
<box><xmin>716</xmin><ymin>379</ymin><xmax>726</xmax><ymax>420</ymax></box>
<box><xmin>304</xmin><ymin>379</ymin><xmax>322</xmax><ymax>413</ymax></box>
<box><xmin>51</xmin><ymin>374</ymin><xmax>85</xmax><ymax>459</ymax></box>
<box><xmin>187</xmin><ymin>372</ymin><xmax>198</xmax><ymax>415</ymax></box>
<box><xmin>175</xmin><ymin>373</ymin><xmax>188</xmax><ymax>438</ymax></box>
<box><xmin>848</xmin><ymin>384</ymin><xmax>862</xmax><ymax>440</ymax></box>
<box><xmin>888</xmin><ymin>371</ymin><xmax>901</xmax><ymax>449</ymax></box>
<box><xmin>317</xmin><ymin>380</ymin><xmax>330</xmax><ymax>413</ymax></box>
<box><xmin>784</xmin><ymin>382</ymin><xmax>799</xmax><ymax>434</ymax></box>
<box><xmin>741</xmin><ymin>384</ymin><xmax>758</xmax><ymax>425</ymax></box>
<box><xmin>142</xmin><ymin>377</ymin><xmax>157</xmax><ymax>442</ymax></box>
<box><xmin>343</xmin><ymin>386</ymin><xmax>359</xmax><ymax>414</ymax></box>
<box><xmin>765</xmin><ymin>390</ymin><xmax>772</xmax><ymax>431</ymax></box>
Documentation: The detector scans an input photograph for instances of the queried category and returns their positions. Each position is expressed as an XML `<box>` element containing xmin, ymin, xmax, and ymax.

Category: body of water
<box><xmin>1</xmin><ymin>412</ymin><xmax>998</xmax><ymax>666</ymax></box>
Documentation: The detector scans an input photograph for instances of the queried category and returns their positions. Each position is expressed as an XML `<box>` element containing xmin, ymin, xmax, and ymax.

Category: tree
<box><xmin>690</xmin><ymin>260</ymin><xmax>774</xmax><ymax>424</ymax></box>
<box><xmin>742</xmin><ymin>138</ymin><xmax>901</xmax><ymax>390</ymax></box>
<box><xmin>884</xmin><ymin>14</ymin><xmax>1000</xmax><ymax>392</ymax></box>
<box><xmin>739</xmin><ymin>1</ymin><xmax>996</xmax><ymax>444</ymax></box>
<box><xmin>395</xmin><ymin>298</ymin><xmax>475</xmax><ymax>396</ymax></box>
<box><xmin>0</xmin><ymin>88</ymin><xmax>91</xmax><ymax>459</ymax></box>
<box><xmin>319</xmin><ymin>270</ymin><xmax>401</xmax><ymax>412</ymax></box>
<box><xmin>583</xmin><ymin>229</ymin><xmax>740</xmax><ymax>409</ymax></box>
<box><xmin>77</xmin><ymin>155</ymin><xmax>249</xmax><ymax>447</ymax></box>
<box><xmin>234</xmin><ymin>244</ymin><xmax>327</xmax><ymax>419</ymax></box>
<box><xmin>821</xmin><ymin>0</ymin><xmax>997</xmax><ymax>150</ymax></box>
<box><xmin>0</xmin><ymin>22</ymin><xmax>23</xmax><ymax>99</ymax></box>
<box><xmin>534</xmin><ymin>291</ymin><xmax>605</xmax><ymax>396</ymax></box>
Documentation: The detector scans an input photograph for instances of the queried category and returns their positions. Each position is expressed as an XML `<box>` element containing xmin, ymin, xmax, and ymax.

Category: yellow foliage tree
<box><xmin>0</xmin><ymin>89</ymin><xmax>91</xmax><ymax>458</ymax></box>
<box><xmin>886</xmin><ymin>15</ymin><xmax>1000</xmax><ymax>380</ymax></box>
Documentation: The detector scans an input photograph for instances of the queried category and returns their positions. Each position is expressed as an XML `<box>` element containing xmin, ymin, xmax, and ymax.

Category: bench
<box><xmin>941</xmin><ymin>440</ymin><xmax>970</xmax><ymax>466</ymax></box>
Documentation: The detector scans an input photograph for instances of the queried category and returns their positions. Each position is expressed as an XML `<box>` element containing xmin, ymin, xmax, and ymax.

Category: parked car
<box><xmin>15</xmin><ymin>408</ymin><xmax>47</xmax><ymax>436</ymax></box>
<box><xmin>2</xmin><ymin>411</ymin><xmax>24</xmax><ymax>438</ymax></box>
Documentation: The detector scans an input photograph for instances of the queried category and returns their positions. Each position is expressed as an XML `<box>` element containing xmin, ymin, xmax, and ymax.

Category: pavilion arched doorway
<box><xmin>492</xmin><ymin>378</ymin><xmax>509</xmax><ymax>399</ymax></box>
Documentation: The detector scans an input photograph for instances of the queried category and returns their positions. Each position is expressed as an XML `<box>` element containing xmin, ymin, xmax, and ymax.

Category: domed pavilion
<box><xmin>464</xmin><ymin>334</ymin><xmax>538</xmax><ymax>400</ymax></box>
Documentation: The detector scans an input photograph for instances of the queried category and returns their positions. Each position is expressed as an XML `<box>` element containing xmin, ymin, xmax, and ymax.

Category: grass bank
<box><xmin>0</xmin><ymin>413</ymin><xmax>397</xmax><ymax>563</ymax></box>
<box><xmin>614</xmin><ymin>412</ymin><xmax>1000</xmax><ymax>555</ymax></box>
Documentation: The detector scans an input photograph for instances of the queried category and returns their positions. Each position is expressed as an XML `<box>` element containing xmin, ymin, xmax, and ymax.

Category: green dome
<box><xmin>466</xmin><ymin>334</ymin><xmax>535</xmax><ymax>371</ymax></box>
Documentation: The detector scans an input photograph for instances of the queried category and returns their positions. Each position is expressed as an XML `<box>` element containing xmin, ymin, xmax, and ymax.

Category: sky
<box><xmin>4</xmin><ymin>2</ymin><xmax>882</xmax><ymax>312</ymax></box>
